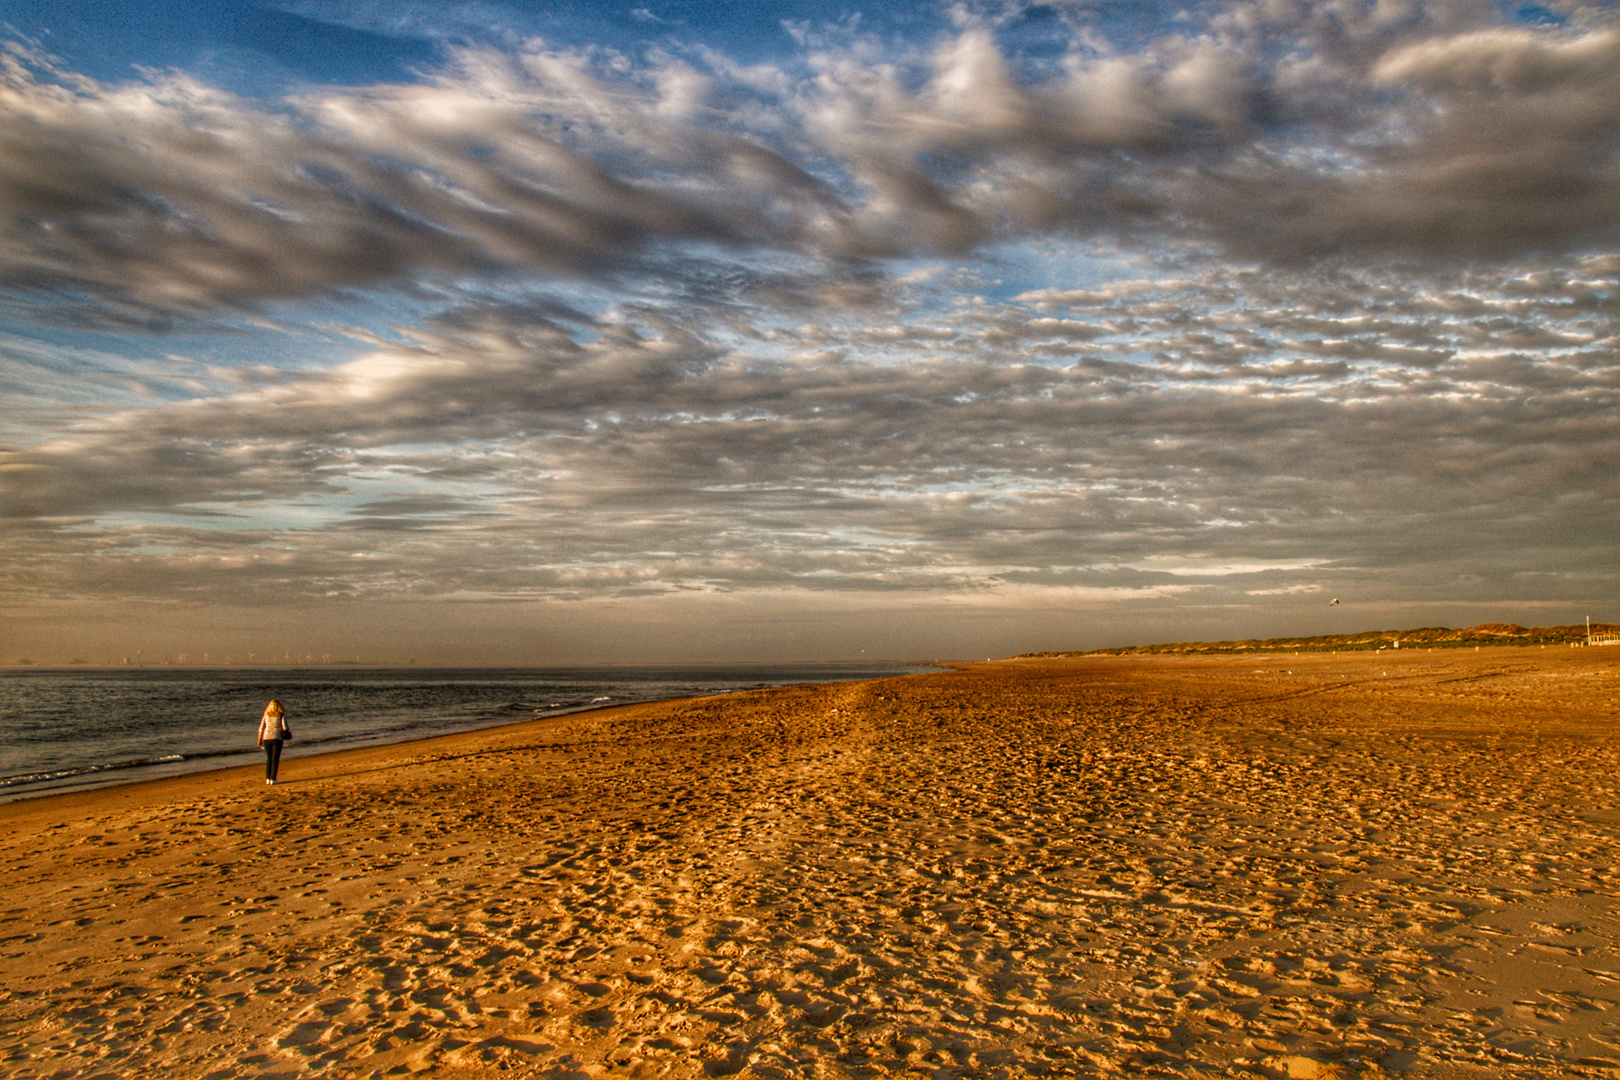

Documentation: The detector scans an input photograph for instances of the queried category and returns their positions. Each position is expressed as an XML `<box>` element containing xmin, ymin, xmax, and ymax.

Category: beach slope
<box><xmin>2</xmin><ymin>649</ymin><xmax>1618</xmax><ymax>1078</ymax></box>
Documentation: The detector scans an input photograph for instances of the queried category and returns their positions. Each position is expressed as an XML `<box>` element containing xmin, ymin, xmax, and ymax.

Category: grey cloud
<box><xmin>0</xmin><ymin>49</ymin><xmax>766</xmax><ymax>321</ymax></box>
<box><xmin>3</xmin><ymin>8</ymin><xmax>1618</xmax><ymax>328</ymax></box>
<box><xmin>4</xmin><ymin>256</ymin><xmax>1614</xmax><ymax>609</ymax></box>
<box><xmin>347</xmin><ymin>493</ymin><xmax>478</xmax><ymax>518</ymax></box>
<box><xmin>1197</xmin><ymin>21</ymin><xmax>1620</xmax><ymax>260</ymax></box>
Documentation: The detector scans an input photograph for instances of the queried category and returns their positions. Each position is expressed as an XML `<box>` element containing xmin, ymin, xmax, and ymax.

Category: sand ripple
<box><xmin>2</xmin><ymin>649</ymin><xmax>1618</xmax><ymax>1078</ymax></box>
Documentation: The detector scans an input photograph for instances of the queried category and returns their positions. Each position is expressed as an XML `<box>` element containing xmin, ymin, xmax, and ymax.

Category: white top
<box><xmin>257</xmin><ymin>711</ymin><xmax>292</xmax><ymax>742</ymax></box>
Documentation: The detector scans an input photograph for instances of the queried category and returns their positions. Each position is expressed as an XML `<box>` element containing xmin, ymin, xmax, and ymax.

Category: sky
<box><xmin>1</xmin><ymin>0</ymin><xmax>1617</xmax><ymax>665</ymax></box>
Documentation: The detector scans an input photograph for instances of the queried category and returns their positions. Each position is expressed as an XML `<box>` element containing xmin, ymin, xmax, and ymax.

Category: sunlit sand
<box><xmin>2</xmin><ymin>648</ymin><xmax>1616</xmax><ymax>1078</ymax></box>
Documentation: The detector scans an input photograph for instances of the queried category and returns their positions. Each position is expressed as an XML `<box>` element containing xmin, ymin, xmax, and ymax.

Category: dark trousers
<box><xmin>263</xmin><ymin>739</ymin><xmax>284</xmax><ymax>780</ymax></box>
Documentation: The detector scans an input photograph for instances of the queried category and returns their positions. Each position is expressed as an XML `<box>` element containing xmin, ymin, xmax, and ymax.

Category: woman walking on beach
<box><xmin>257</xmin><ymin>699</ymin><xmax>292</xmax><ymax>785</ymax></box>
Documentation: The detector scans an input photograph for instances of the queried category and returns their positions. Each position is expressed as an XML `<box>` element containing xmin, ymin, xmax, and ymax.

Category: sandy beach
<box><xmin>2</xmin><ymin>648</ymin><xmax>1617</xmax><ymax>1079</ymax></box>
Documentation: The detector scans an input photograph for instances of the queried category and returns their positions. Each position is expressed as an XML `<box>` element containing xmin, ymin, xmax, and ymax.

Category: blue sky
<box><xmin>1</xmin><ymin>0</ymin><xmax>1617</xmax><ymax>664</ymax></box>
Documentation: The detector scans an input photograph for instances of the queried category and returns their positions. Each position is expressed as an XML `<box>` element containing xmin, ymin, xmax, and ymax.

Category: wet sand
<box><xmin>2</xmin><ymin>648</ymin><xmax>1618</xmax><ymax>1079</ymax></box>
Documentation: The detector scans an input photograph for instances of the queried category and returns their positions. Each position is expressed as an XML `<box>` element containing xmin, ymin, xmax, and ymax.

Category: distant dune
<box><xmin>1022</xmin><ymin>621</ymin><xmax>1620</xmax><ymax>657</ymax></box>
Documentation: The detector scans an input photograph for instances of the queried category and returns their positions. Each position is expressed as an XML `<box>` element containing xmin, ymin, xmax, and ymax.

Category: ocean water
<box><xmin>0</xmin><ymin>664</ymin><xmax>930</xmax><ymax>803</ymax></box>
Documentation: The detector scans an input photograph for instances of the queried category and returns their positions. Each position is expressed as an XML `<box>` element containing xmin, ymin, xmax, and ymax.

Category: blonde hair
<box><xmin>265</xmin><ymin>699</ymin><xmax>285</xmax><ymax>718</ymax></box>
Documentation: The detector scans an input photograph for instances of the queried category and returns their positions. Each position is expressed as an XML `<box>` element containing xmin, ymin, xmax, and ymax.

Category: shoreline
<box><xmin>1</xmin><ymin>661</ymin><xmax>961</xmax><ymax>810</ymax></box>
<box><xmin>0</xmin><ymin>663</ymin><xmax>941</xmax><ymax>805</ymax></box>
<box><xmin>0</xmin><ymin>692</ymin><xmax>652</xmax><ymax>819</ymax></box>
<box><xmin>3</xmin><ymin>649</ymin><xmax>1617</xmax><ymax>1078</ymax></box>
<box><xmin>0</xmin><ymin>689</ymin><xmax>713</xmax><ymax>808</ymax></box>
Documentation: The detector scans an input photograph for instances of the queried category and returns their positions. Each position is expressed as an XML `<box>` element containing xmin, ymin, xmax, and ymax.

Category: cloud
<box><xmin>1372</xmin><ymin>25</ymin><xmax>1620</xmax><ymax>93</ymax></box>
<box><xmin>2</xmin><ymin>4</ymin><xmax>1618</xmax><ymax>658</ymax></box>
<box><xmin>4</xmin><ymin>249</ymin><xmax>1615</xmax><ymax>614</ymax></box>
<box><xmin>2</xmin><ymin>7</ymin><xmax>1617</xmax><ymax>326</ymax></box>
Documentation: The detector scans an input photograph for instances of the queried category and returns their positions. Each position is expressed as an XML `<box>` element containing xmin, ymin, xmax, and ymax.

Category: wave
<box><xmin>0</xmin><ymin>751</ymin><xmax>204</xmax><ymax>790</ymax></box>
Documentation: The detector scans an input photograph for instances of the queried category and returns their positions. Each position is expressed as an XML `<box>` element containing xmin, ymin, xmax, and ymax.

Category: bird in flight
<box><xmin>1329</xmin><ymin>598</ymin><xmax>1340</xmax><ymax>606</ymax></box>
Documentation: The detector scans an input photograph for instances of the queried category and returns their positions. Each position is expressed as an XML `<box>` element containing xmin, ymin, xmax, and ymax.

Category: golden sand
<box><xmin>2</xmin><ymin>649</ymin><xmax>1618</xmax><ymax>1078</ymax></box>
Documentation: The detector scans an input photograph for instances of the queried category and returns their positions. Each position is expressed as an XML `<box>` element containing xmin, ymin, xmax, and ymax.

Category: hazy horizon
<box><xmin>8</xmin><ymin>611</ymin><xmax>1616</xmax><ymax>669</ymax></box>
<box><xmin>2</xmin><ymin>1</ymin><xmax>1616</xmax><ymax>665</ymax></box>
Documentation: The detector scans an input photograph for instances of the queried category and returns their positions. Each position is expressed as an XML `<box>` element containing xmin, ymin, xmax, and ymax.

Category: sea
<box><xmin>0</xmin><ymin>663</ymin><xmax>933</xmax><ymax>803</ymax></box>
